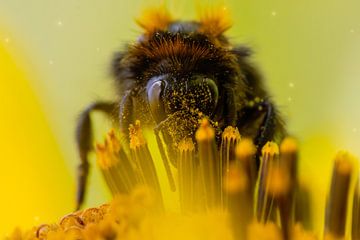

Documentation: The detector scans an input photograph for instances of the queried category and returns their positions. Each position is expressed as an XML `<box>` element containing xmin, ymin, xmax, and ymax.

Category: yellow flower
<box><xmin>9</xmin><ymin>117</ymin><xmax>360</xmax><ymax>240</ymax></box>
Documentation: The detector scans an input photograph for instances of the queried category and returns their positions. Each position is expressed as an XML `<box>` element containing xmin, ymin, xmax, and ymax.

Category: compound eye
<box><xmin>203</xmin><ymin>78</ymin><xmax>219</xmax><ymax>112</ymax></box>
<box><xmin>189</xmin><ymin>76</ymin><xmax>219</xmax><ymax>116</ymax></box>
<box><xmin>146</xmin><ymin>77</ymin><xmax>167</xmax><ymax>123</ymax></box>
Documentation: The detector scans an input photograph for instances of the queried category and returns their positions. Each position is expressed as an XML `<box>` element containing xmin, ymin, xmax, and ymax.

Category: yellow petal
<box><xmin>0</xmin><ymin>29</ymin><xmax>73</xmax><ymax>237</ymax></box>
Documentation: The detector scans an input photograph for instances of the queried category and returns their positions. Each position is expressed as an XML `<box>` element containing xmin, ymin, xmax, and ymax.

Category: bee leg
<box><xmin>75</xmin><ymin>101</ymin><xmax>116</xmax><ymax>210</ymax></box>
<box><xmin>223</xmin><ymin>88</ymin><xmax>237</xmax><ymax>126</ymax></box>
<box><xmin>254</xmin><ymin>100</ymin><xmax>276</xmax><ymax>148</ymax></box>
<box><xmin>237</xmin><ymin>99</ymin><xmax>284</xmax><ymax>168</ymax></box>
<box><xmin>119</xmin><ymin>90</ymin><xmax>134</xmax><ymax>136</ymax></box>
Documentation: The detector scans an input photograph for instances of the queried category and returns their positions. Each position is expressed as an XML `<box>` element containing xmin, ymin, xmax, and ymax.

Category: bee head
<box><xmin>113</xmin><ymin>6</ymin><xmax>247</xmax><ymax>144</ymax></box>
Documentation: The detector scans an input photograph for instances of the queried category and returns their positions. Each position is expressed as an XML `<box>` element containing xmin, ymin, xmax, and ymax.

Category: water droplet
<box><xmin>287</xmin><ymin>97</ymin><xmax>292</xmax><ymax>102</ymax></box>
<box><xmin>4</xmin><ymin>37</ymin><xmax>10</xmax><ymax>43</ymax></box>
<box><xmin>352</xmin><ymin>128</ymin><xmax>358</xmax><ymax>133</ymax></box>
<box><xmin>49</xmin><ymin>60</ymin><xmax>54</xmax><ymax>65</ymax></box>
<box><xmin>289</xmin><ymin>82</ymin><xmax>294</xmax><ymax>88</ymax></box>
<box><xmin>350</xmin><ymin>29</ymin><xmax>355</xmax><ymax>33</ymax></box>
<box><xmin>271</xmin><ymin>11</ymin><xmax>277</xmax><ymax>16</ymax></box>
<box><xmin>57</xmin><ymin>20</ymin><xmax>63</xmax><ymax>26</ymax></box>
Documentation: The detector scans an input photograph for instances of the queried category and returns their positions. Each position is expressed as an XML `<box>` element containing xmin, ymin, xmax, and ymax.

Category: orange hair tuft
<box><xmin>198</xmin><ymin>5</ymin><xmax>232</xmax><ymax>37</ymax></box>
<box><xmin>136</xmin><ymin>6</ymin><xmax>173</xmax><ymax>33</ymax></box>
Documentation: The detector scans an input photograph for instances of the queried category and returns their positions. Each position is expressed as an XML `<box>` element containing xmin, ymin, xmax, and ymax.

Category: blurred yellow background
<box><xmin>0</xmin><ymin>0</ymin><xmax>359</xmax><ymax>237</ymax></box>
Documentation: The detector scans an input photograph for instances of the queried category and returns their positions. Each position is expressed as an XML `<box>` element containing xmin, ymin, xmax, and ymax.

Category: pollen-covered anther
<box><xmin>195</xmin><ymin>118</ymin><xmax>221</xmax><ymax>209</ymax></box>
<box><xmin>222</xmin><ymin>126</ymin><xmax>241</xmax><ymax>142</ymax></box>
<box><xmin>95</xmin><ymin>142</ymin><xmax>118</xmax><ymax>170</ymax></box>
<box><xmin>195</xmin><ymin>118</ymin><xmax>215</xmax><ymax>142</ymax></box>
<box><xmin>95</xmin><ymin>129</ymin><xmax>123</xmax><ymax>170</ymax></box>
<box><xmin>128</xmin><ymin>121</ymin><xmax>163</xmax><ymax>210</ymax></box>
<box><xmin>262</xmin><ymin>141</ymin><xmax>279</xmax><ymax>157</ymax></box>
<box><xmin>178</xmin><ymin>137</ymin><xmax>195</xmax><ymax>152</ymax></box>
<box><xmin>220</xmin><ymin>126</ymin><xmax>242</xmax><ymax>208</ymax></box>
<box><xmin>256</xmin><ymin>141</ymin><xmax>280</xmax><ymax>223</ymax></box>
<box><xmin>95</xmin><ymin>128</ymin><xmax>139</xmax><ymax>195</ymax></box>
<box><xmin>177</xmin><ymin>138</ymin><xmax>197</xmax><ymax>213</ymax></box>
<box><xmin>129</xmin><ymin>120</ymin><xmax>146</xmax><ymax>149</ymax></box>
<box><xmin>105</xmin><ymin>129</ymin><xmax>121</xmax><ymax>153</ymax></box>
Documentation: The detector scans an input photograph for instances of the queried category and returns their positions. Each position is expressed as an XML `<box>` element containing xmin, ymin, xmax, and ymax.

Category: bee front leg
<box><xmin>237</xmin><ymin>99</ymin><xmax>285</xmax><ymax>167</ymax></box>
<box><xmin>223</xmin><ymin>88</ymin><xmax>237</xmax><ymax>127</ymax></box>
<box><xmin>75</xmin><ymin>101</ymin><xmax>117</xmax><ymax>210</ymax></box>
<box><xmin>253</xmin><ymin>100</ymin><xmax>277</xmax><ymax>148</ymax></box>
<box><xmin>253</xmin><ymin>100</ymin><xmax>285</xmax><ymax>149</ymax></box>
<box><xmin>119</xmin><ymin>90</ymin><xmax>140</xmax><ymax>137</ymax></box>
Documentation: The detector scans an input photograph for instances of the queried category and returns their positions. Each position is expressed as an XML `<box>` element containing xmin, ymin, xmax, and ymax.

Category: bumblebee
<box><xmin>75</xmin><ymin>7</ymin><xmax>285</xmax><ymax>209</ymax></box>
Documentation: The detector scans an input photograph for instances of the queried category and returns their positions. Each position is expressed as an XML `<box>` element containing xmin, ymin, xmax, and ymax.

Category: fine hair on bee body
<box><xmin>75</xmin><ymin>5</ymin><xmax>285</xmax><ymax>209</ymax></box>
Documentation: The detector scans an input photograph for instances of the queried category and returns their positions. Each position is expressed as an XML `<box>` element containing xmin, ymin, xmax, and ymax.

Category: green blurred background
<box><xmin>0</xmin><ymin>0</ymin><xmax>359</xmax><ymax>237</ymax></box>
